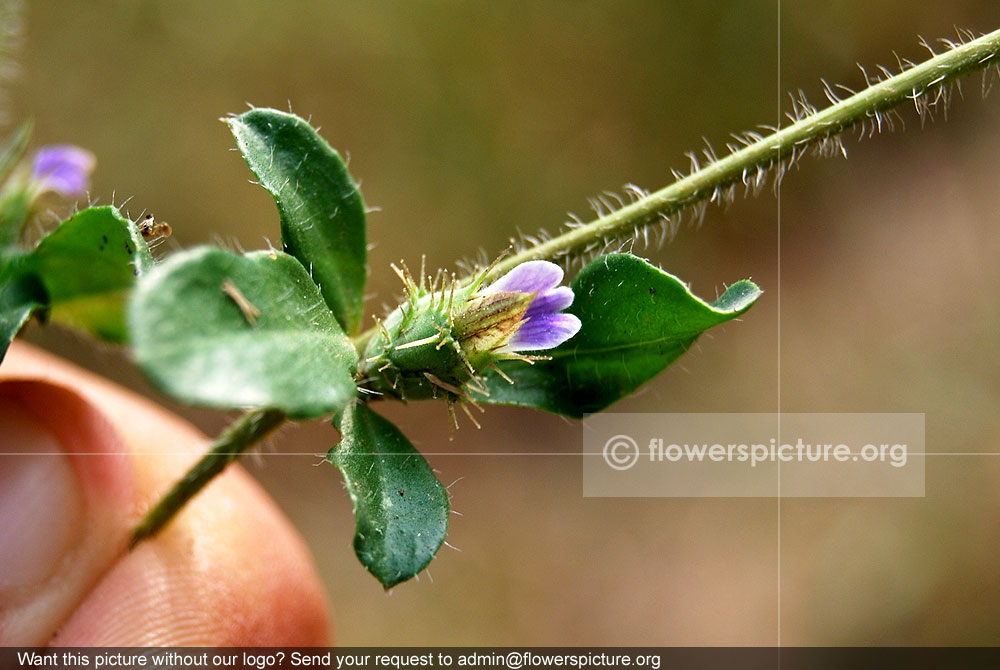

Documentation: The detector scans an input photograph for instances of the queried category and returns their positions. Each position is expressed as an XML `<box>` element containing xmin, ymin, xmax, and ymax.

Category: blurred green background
<box><xmin>11</xmin><ymin>0</ymin><xmax>1000</xmax><ymax>645</ymax></box>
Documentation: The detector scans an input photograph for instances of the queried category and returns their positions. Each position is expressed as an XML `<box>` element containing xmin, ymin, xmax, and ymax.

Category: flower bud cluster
<box><xmin>360</xmin><ymin>260</ymin><xmax>581</xmax><ymax>412</ymax></box>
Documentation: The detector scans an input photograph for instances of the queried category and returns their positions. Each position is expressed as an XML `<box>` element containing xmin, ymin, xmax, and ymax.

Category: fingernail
<box><xmin>0</xmin><ymin>401</ymin><xmax>84</xmax><ymax>595</ymax></box>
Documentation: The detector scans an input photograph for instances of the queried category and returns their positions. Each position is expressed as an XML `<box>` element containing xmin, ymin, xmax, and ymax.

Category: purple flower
<box><xmin>483</xmin><ymin>260</ymin><xmax>581</xmax><ymax>351</ymax></box>
<box><xmin>30</xmin><ymin>145</ymin><xmax>96</xmax><ymax>198</ymax></box>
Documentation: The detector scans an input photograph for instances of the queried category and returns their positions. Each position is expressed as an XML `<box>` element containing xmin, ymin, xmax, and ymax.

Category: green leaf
<box><xmin>27</xmin><ymin>206</ymin><xmax>152</xmax><ymax>342</ymax></box>
<box><xmin>483</xmin><ymin>253</ymin><xmax>761</xmax><ymax>417</ymax></box>
<box><xmin>227</xmin><ymin>108</ymin><xmax>367</xmax><ymax>333</ymax></box>
<box><xmin>128</xmin><ymin>246</ymin><xmax>357</xmax><ymax>419</ymax></box>
<box><xmin>1</xmin><ymin>206</ymin><xmax>147</xmax><ymax>359</ymax></box>
<box><xmin>329</xmin><ymin>401</ymin><xmax>449</xmax><ymax>588</ymax></box>
<box><xmin>0</xmin><ymin>255</ymin><xmax>46</xmax><ymax>362</ymax></box>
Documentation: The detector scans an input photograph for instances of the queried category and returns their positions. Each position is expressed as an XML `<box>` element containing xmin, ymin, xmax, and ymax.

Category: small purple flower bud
<box><xmin>454</xmin><ymin>289</ymin><xmax>535</xmax><ymax>356</ymax></box>
<box><xmin>30</xmin><ymin>145</ymin><xmax>96</xmax><ymax>198</ymax></box>
<box><xmin>482</xmin><ymin>260</ymin><xmax>581</xmax><ymax>352</ymax></box>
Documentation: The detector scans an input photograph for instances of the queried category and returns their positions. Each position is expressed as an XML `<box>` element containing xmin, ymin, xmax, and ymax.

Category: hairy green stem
<box><xmin>130</xmin><ymin>408</ymin><xmax>285</xmax><ymax>547</ymax></box>
<box><xmin>481</xmin><ymin>27</ymin><xmax>1000</xmax><ymax>283</ymax></box>
<box><xmin>348</xmin><ymin>27</ymin><xmax>1000</xmax><ymax>355</ymax></box>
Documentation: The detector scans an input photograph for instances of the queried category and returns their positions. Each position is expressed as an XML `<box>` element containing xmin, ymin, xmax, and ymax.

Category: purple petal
<box><xmin>31</xmin><ymin>145</ymin><xmax>96</xmax><ymax>198</ymax></box>
<box><xmin>525</xmin><ymin>286</ymin><xmax>574</xmax><ymax>321</ymax></box>
<box><xmin>486</xmin><ymin>260</ymin><xmax>563</xmax><ymax>295</ymax></box>
<box><xmin>508</xmin><ymin>312</ymin><xmax>581</xmax><ymax>351</ymax></box>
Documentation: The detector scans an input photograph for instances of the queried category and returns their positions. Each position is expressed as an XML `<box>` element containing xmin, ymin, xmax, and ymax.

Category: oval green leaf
<box><xmin>482</xmin><ymin>253</ymin><xmax>762</xmax><ymax>416</ymax></box>
<box><xmin>27</xmin><ymin>206</ymin><xmax>152</xmax><ymax>342</ymax></box>
<box><xmin>329</xmin><ymin>402</ymin><xmax>450</xmax><ymax>589</ymax></box>
<box><xmin>227</xmin><ymin>108</ymin><xmax>367</xmax><ymax>333</ymax></box>
<box><xmin>128</xmin><ymin>246</ymin><xmax>357</xmax><ymax>419</ymax></box>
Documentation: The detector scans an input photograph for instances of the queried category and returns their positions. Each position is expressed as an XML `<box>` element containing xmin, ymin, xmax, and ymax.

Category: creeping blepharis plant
<box><xmin>2</xmin><ymin>28</ymin><xmax>1000</xmax><ymax>587</ymax></box>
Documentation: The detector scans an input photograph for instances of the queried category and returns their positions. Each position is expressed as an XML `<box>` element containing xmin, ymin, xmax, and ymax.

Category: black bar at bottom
<box><xmin>2</xmin><ymin>647</ymin><xmax>999</xmax><ymax>670</ymax></box>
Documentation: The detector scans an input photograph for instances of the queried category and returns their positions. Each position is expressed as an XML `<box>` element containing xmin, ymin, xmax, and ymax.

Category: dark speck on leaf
<box><xmin>649</xmin><ymin>287</ymin><xmax>656</xmax><ymax>295</ymax></box>
<box><xmin>124</xmin><ymin>243</ymin><xmax>133</xmax><ymax>255</ymax></box>
<box><xmin>398</xmin><ymin>489</ymin><xmax>405</xmax><ymax>497</ymax></box>
<box><xmin>102</xmin><ymin>235</ymin><xmax>108</xmax><ymax>244</ymax></box>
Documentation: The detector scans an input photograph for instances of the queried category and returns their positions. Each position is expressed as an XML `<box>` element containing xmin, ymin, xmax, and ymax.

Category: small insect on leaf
<box><xmin>221</xmin><ymin>278</ymin><xmax>261</xmax><ymax>325</ymax></box>
<box><xmin>138</xmin><ymin>214</ymin><xmax>172</xmax><ymax>241</ymax></box>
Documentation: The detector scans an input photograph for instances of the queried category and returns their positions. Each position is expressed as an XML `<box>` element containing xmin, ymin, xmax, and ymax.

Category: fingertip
<box><xmin>50</xmin><ymin>467</ymin><xmax>330</xmax><ymax>645</ymax></box>
<box><xmin>0</xmin><ymin>380</ymin><xmax>137</xmax><ymax>645</ymax></box>
<box><xmin>0</xmin><ymin>343</ymin><xmax>331</xmax><ymax>645</ymax></box>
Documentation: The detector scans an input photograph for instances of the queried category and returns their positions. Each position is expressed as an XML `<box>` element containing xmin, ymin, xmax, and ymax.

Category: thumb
<box><xmin>0</xmin><ymin>379</ymin><xmax>136</xmax><ymax>645</ymax></box>
<box><xmin>0</xmin><ymin>342</ymin><xmax>330</xmax><ymax>645</ymax></box>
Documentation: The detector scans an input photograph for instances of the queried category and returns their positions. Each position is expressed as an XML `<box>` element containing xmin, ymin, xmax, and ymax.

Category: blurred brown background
<box><xmin>10</xmin><ymin>0</ymin><xmax>1000</xmax><ymax>645</ymax></box>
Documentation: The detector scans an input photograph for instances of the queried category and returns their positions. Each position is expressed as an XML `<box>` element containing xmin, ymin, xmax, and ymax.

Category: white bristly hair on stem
<box><xmin>466</xmin><ymin>27</ymin><xmax>1000</xmax><ymax>285</ymax></box>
